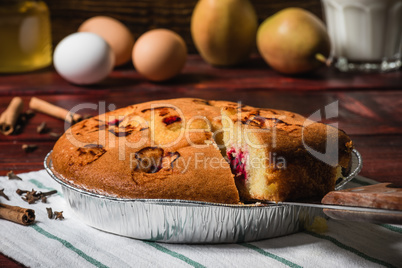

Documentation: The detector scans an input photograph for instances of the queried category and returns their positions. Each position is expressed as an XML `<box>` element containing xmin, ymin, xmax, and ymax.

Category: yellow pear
<box><xmin>257</xmin><ymin>8</ymin><xmax>331</xmax><ymax>74</ymax></box>
<box><xmin>191</xmin><ymin>0</ymin><xmax>258</xmax><ymax>66</ymax></box>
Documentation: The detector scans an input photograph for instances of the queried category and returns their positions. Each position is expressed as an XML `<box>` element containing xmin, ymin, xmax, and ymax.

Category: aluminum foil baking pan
<box><xmin>44</xmin><ymin>149</ymin><xmax>362</xmax><ymax>244</ymax></box>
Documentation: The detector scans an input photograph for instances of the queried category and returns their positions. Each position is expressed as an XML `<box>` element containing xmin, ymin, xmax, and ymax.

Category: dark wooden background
<box><xmin>46</xmin><ymin>0</ymin><xmax>324</xmax><ymax>53</ymax></box>
<box><xmin>1</xmin><ymin>55</ymin><xmax>401</xmax><ymax>183</ymax></box>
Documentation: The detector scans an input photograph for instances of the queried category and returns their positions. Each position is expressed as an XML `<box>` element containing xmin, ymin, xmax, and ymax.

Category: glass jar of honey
<box><xmin>0</xmin><ymin>0</ymin><xmax>52</xmax><ymax>73</ymax></box>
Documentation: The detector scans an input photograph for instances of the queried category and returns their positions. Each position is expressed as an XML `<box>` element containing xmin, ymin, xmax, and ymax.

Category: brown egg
<box><xmin>78</xmin><ymin>16</ymin><xmax>135</xmax><ymax>66</ymax></box>
<box><xmin>132</xmin><ymin>29</ymin><xmax>187</xmax><ymax>81</ymax></box>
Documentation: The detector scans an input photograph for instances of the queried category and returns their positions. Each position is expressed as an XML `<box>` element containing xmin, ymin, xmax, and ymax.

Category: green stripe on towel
<box><xmin>143</xmin><ymin>241</ymin><xmax>205</xmax><ymax>268</ymax></box>
<box><xmin>304</xmin><ymin>231</ymin><xmax>396</xmax><ymax>268</ymax></box>
<box><xmin>31</xmin><ymin>224</ymin><xmax>108</xmax><ymax>268</ymax></box>
<box><xmin>240</xmin><ymin>243</ymin><xmax>302</xmax><ymax>268</ymax></box>
<box><xmin>29</xmin><ymin>179</ymin><xmax>63</xmax><ymax>197</ymax></box>
<box><xmin>380</xmin><ymin>224</ymin><xmax>402</xmax><ymax>234</ymax></box>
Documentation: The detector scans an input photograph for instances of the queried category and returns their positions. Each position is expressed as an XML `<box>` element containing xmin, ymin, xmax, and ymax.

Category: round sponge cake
<box><xmin>51</xmin><ymin>98</ymin><xmax>353</xmax><ymax>203</ymax></box>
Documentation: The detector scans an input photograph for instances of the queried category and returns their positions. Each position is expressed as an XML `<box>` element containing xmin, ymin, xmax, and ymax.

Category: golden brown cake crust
<box><xmin>52</xmin><ymin>98</ymin><xmax>353</xmax><ymax>203</ymax></box>
<box><xmin>222</xmin><ymin>106</ymin><xmax>353</xmax><ymax>201</ymax></box>
<box><xmin>225</xmin><ymin>106</ymin><xmax>353</xmax><ymax>168</ymax></box>
<box><xmin>52</xmin><ymin>98</ymin><xmax>241</xmax><ymax>204</ymax></box>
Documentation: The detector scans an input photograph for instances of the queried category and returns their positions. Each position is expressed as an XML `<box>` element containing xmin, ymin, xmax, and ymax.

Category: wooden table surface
<box><xmin>1</xmin><ymin>55</ymin><xmax>401</xmax><ymax>266</ymax></box>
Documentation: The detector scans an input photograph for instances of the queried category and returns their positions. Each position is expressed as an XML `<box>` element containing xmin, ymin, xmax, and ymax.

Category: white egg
<box><xmin>53</xmin><ymin>32</ymin><xmax>114</xmax><ymax>85</ymax></box>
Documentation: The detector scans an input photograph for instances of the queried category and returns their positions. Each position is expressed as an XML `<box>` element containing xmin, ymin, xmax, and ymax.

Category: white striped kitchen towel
<box><xmin>1</xmin><ymin>170</ymin><xmax>401</xmax><ymax>268</ymax></box>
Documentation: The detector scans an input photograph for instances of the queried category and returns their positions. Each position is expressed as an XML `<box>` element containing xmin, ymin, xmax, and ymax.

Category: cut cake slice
<box><xmin>221</xmin><ymin>105</ymin><xmax>353</xmax><ymax>202</ymax></box>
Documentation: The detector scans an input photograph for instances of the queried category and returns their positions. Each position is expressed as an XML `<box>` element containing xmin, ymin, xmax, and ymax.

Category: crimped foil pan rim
<box><xmin>43</xmin><ymin>149</ymin><xmax>362</xmax><ymax>207</ymax></box>
<box><xmin>43</xmin><ymin>149</ymin><xmax>362</xmax><ymax>243</ymax></box>
<box><xmin>335</xmin><ymin>149</ymin><xmax>362</xmax><ymax>190</ymax></box>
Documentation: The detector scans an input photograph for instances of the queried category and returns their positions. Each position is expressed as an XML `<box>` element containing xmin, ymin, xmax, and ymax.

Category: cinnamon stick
<box><xmin>0</xmin><ymin>203</ymin><xmax>35</xmax><ymax>225</ymax></box>
<box><xmin>29</xmin><ymin>97</ymin><xmax>82</xmax><ymax>124</ymax></box>
<box><xmin>0</xmin><ymin>97</ymin><xmax>24</xmax><ymax>135</ymax></box>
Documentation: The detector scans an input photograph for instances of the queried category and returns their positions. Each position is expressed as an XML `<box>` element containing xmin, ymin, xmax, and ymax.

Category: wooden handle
<box><xmin>322</xmin><ymin>183</ymin><xmax>402</xmax><ymax>210</ymax></box>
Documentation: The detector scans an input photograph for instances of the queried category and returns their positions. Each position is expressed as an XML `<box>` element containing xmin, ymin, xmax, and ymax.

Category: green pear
<box><xmin>257</xmin><ymin>8</ymin><xmax>331</xmax><ymax>74</ymax></box>
<box><xmin>191</xmin><ymin>0</ymin><xmax>258</xmax><ymax>66</ymax></box>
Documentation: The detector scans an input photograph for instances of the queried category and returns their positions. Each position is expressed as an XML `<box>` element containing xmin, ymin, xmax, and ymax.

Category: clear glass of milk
<box><xmin>321</xmin><ymin>0</ymin><xmax>402</xmax><ymax>72</ymax></box>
